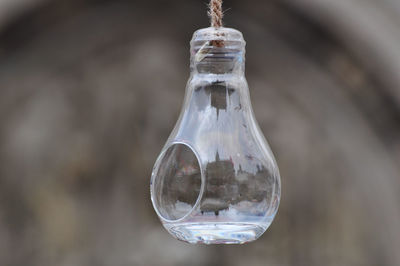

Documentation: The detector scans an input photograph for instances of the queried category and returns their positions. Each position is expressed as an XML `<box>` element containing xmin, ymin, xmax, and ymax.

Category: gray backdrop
<box><xmin>0</xmin><ymin>0</ymin><xmax>400</xmax><ymax>265</ymax></box>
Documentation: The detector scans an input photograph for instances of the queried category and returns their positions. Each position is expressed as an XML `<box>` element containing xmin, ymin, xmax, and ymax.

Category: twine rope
<box><xmin>209</xmin><ymin>0</ymin><xmax>223</xmax><ymax>28</ymax></box>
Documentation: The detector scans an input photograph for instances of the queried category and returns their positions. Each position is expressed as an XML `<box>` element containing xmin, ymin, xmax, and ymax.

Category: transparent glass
<box><xmin>150</xmin><ymin>27</ymin><xmax>281</xmax><ymax>244</ymax></box>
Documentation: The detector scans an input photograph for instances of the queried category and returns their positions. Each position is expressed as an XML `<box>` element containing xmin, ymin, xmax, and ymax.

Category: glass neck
<box><xmin>190</xmin><ymin>45</ymin><xmax>245</xmax><ymax>76</ymax></box>
<box><xmin>189</xmin><ymin>27</ymin><xmax>246</xmax><ymax>76</ymax></box>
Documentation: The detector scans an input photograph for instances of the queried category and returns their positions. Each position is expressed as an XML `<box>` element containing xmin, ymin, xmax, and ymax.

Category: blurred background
<box><xmin>1</xmin><ymin>0</ymin><xmax>400</xmax><ymax>265</ymax></box>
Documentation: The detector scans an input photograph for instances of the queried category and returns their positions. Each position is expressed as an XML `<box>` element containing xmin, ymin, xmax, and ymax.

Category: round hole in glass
<box><xmin>152</xmin><ymin>143</ymin><xmax>203</xmax><ymax>221</ymax></box>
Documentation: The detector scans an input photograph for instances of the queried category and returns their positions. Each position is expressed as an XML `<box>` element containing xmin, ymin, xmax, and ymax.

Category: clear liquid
<box><xmin>164</xmin><ymin>222</ymin><xmax>269</xmax><ymax>244</ymax></box>
<box><xmin>162</xmin><ymin>210</ymin><xmax>275</xmax><ymax>244</ymax></box>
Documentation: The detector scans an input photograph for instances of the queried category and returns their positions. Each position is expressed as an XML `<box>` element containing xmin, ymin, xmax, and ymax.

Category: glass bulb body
<box><xmin>150</xmin><ymin>27</ymin><xmax>281</xmax><ymax>244</ymax></box>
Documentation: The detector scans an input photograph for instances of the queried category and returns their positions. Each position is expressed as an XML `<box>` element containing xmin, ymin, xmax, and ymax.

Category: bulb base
<box><xmin>190</xmin><ymin>27</ymin><xmax>245</xmax><ymax>75</ymax></box>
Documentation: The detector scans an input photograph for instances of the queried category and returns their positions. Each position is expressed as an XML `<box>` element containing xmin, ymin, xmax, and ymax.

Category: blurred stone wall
<box><xmin>0</xmin><ymin>0</ymin><xmax>400</xmax><ymax>265</ymax></box>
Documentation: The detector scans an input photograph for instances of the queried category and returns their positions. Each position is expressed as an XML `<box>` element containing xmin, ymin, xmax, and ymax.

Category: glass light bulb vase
<box><xmin>150</xmin><ymin>27</ymin><xmax>281</xmax><ymax>244</ymax></box>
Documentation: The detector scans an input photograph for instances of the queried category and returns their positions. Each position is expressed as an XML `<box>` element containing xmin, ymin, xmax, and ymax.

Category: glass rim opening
<box><xmin>150</xmin><ymin>142</ymin><xmax>205</xmax><ymax>222</ymax></box>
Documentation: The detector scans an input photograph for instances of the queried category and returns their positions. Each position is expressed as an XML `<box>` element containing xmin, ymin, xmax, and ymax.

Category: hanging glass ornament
<box><xmin>150</xmin><ymin>0</ymin><xmax>281</xmax><ymax>244</ymax></box>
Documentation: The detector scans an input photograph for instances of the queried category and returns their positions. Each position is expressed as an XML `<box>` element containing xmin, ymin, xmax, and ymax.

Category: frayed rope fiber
<box><xmin>209</xmin><ymin>0</ymin><xmax>223</xmax><ymax>28</ymax></box>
